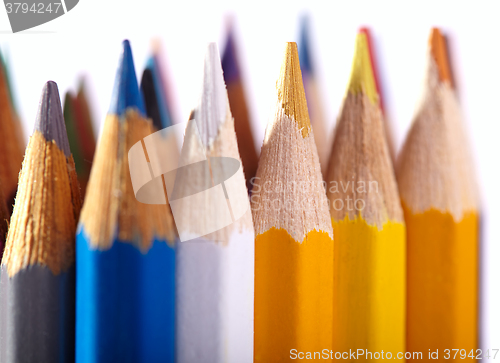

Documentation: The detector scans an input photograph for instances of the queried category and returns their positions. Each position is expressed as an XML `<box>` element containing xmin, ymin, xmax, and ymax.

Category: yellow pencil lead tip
<box><xmin>348</xmin><ymin>33</ymin><xmax>379</xmax><ymax>105</ymax></box>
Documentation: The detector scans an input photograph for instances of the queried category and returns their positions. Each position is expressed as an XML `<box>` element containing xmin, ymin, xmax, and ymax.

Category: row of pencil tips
<box><xmin>0</xmin><ymin>25</ymin><xmax>478</xmax><ymax>362</ymax></box>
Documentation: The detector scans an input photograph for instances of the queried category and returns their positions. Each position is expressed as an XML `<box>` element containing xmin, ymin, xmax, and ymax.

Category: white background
<box><xmin>1</xmin><ymin>0</ymin><xmax>499</xmax><ymax>349</ymax></box>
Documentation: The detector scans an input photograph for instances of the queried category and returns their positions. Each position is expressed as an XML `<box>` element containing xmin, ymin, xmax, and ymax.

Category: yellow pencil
<box><xmin>252</xmin><ymin>42</ymin><xmax>333</xmax><ymax>362</ymax></box>
<box><xmin>326</xmin><ymin>32</ymin><xmax>406</xmax><ymax>357</ymax></box>
<box><xmin>397</xmin><ymin>28</ymin><xmax>479</xmax><ymax>361</ymax></box>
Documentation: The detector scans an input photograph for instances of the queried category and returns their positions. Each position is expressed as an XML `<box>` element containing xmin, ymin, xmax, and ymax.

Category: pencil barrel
<box><xmin>0</xmin><ymin>266</ymin><xmax>75</xmax><ymax>363</ymax></box>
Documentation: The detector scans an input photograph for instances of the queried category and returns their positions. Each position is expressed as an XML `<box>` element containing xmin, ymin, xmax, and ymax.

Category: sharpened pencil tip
<box><xmin>35</xmin><ymin>81</ymin><xmax>71</xmax><ymax>157</ymax></box>
<box><xmin>109</xmin><ymin>40</ymin><xmax>145</xmax><ymax>118</ymax></box>
<box><xmin>277</xmin><ymin>42</ymin><xmax>311</xmax><ymax>138</ymax></box>
<box><xmin>429</xmin><ymin>28</ymin><xmax>453</xmax><ymax>86</ymax></box>
<box><xmin>298</xmin><ymin>15</ymin><xmax>313</xmax><ymax>75</ymax></box>
<box><xmin>195</xmin><ymin>42</ymin><xmax>229</xmax><ymax>146</ymax></box>
<box><xmin>221</xmin><ymin>26</ymin><xmax>240</xmax><ymax>84</ymax></box>
<box><xmin>140</xmin><ymin>68</ymin><xmax>163</xmax><ymax>130</ymax></box>
<box><xmin>348</xmin><ymin>33</ymin><xmax>378</xmax><ymax>105</ymax></box>
<box><xmin>143</xmin><ymin>55</ymin><xmax>172</xmax><ymax>128</ymax></box>
<box><xmin>358</xmin><ymin>27</ymin><xmax>385</xmax><ymax>113</ymax></box>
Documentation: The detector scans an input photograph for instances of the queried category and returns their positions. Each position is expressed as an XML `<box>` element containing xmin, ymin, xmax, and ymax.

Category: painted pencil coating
<box><xmin>76</xmin><ymin>40</ymin><xmax>176</xmax><ymax>363</ymax></box>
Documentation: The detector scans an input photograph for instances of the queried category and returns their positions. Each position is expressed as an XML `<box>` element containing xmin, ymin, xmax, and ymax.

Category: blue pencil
<box><xmin>76</xmin><ymin>40</ymin><xmax>177</xmax><ymax>363</ymax></box>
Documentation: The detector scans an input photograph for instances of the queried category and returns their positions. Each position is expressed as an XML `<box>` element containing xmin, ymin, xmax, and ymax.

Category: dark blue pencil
<box><xmin>141</xmin><ymin>54</ymin><xmax>173</xmax><ymax>129</ymax></box>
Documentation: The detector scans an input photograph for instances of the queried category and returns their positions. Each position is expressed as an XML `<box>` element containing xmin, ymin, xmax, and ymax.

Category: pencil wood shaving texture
<box><xmin>397</xmin><ymin>28</ymin><xmax>479</xmax><ymax>361</ymax></box>
<box><xmin>0</xmin><ymin>62</ymin><xmax>24</xmax><ymax>209</ymax></box>
<box><xmin>252</xmin><ymin>42</ymin><xmax>333</xmax><ymax>362</ymax></box>
<box><xmin>326</xmin><ymin>32</ymin><xmax>405</xmax><ymax>357</ymax></box>
<box><xmin>175</xmin><ymin>43</ymin><xmax>254</xmax><ymax>363</ymax></box>
<box><xmin>2</xmin><ymin>132</ymin><xmax>80</xmax><ymax>277</ymax></box>
<box><xmin>79</xmin><ymin>111</ymin><xmax>175</xmax><ymax>251</ymax></box>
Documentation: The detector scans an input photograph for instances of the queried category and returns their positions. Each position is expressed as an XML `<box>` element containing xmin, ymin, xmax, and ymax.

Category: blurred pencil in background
<box><xmin>0</xmin><ymin>179</ymin><xmax>8</xmax><ymax>253</ymax></box>
<box><xmin>141</xmin><ymin>51</ymin><xmax>174</xmax><ymax>130</ymax></box>
<box><xmin>397</xmin><ymin>28</ymin><xmax>479</xmax><ymax>361</ymax></box>
<box><xmin>326</xmin><ymin>31</ymin><xmax>406</xmax><ymax>357</ymax></box>
<box><xmin>0</xmin><ymin>50</ymin><xmax>25</xmax><ymax>212</ymax></box>
<box><xmin>74</xmin><ymin>81</ymin><xmax>96</xmax><ymax>192</ymax></box>
<box><xmin>76</xmin><ymin>40</ymin><xmax>176</xmax><ymax>363</ymax></box>
<box><xmin>0</xmin><ymin>81</ymin><xmax>81</xmax><ymax>363</ymax></box>
<box><xmin>141</xmin><ymin>48</ymin><xmax>174</xmax><ymax>129</ymax></box>
<box><xmin>63</xmin><ymin>82</ymin><xmax>96</xmax><ymax>196</ymax></box>
<box><xmin>175</xmin><ymin>42</ymin><xmax>254</xmax><ymax>363</ymax></box>
<box><xmin>0</xmin><ymin>51</ymin><xmax>24</xmax><ymax>157</ymax></box>
<box><xmin>298</xmin><ymin>15</ymin><xmax>330</xmax><ymax>177</ymax></box>
<box><xmin>221</xmin><ymin>22</ymin><xmax>259</xmax><ymax>189</ymax></box>
<box><xmin>64</xmin><ymin>92</ymin><xmax>86</xmax><ymax>193</ymax></box>
<box><xmin>252</xmin><ymin>42</ymin><xmax>333</xmax><ymax>362</ymax></box>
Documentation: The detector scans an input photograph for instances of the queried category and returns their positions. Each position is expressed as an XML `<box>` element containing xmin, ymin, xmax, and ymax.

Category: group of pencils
<box><xmin>0</xmin><ymin>19</ymin><xmax>479</xmax><ymax>363</ymax></box>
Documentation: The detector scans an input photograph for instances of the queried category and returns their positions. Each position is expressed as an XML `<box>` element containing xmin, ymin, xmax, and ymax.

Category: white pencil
<box><xmin>175</xmin><ymin>42</ymin><xmax>254</xmax><ymax>363</ymax></box>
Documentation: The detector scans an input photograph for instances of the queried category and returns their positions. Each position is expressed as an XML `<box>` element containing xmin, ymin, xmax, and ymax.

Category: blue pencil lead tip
<box><xmin>298</xmin><ymin>15</ymin><xmax>313</xmax><ymax>76</ymax></box>
<box><xmin>109</xmin><ymin>40</ymin><xmax>145</xmax><ymax>118</ymax></box>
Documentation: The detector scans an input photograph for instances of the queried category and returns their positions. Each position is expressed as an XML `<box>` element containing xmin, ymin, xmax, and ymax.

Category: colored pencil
<box><xmin>358</xmin><ymin>27</ymin><xmax>396</xmax><ymax>162</ymax></box>
<box><xmin>175</xmin><ymin>42</ymin><xmax>254</xmax><ymax>363</ymax></box>
<box><xmin>0</xmin><ymin>50</ymin><xmax>25</xmax><ymax>212</ymax></box>
<box><xmin>0</xmin><ymin>51</ymin><xmax>24</xmax><ymax>153</ymax></box>
<box><xmin>251</xmin><ymin>42</ymin><xmax>333</xmax><ymax>362</ymax></box>
<box><xmin>0</xmin><ymin>81</ymin><xmax>81</xmax><ymax>363</ymax></box>
<box><xmin>326</xmin><ymin>31</ymin><xmax>406</xmax><ymax>355</ymax></box>
<box><xmin>298</xmin><ymin>16</ymin><xmax>330</xmax><ymax>177</ymax></box>
<box><xmin>141</xmin><ymin>66</ymin><xmax>165</xmax><ymax>130</ymax></box>
<box><xmin>141</xmin><ymin>51</ymin><xmax>173</xmax><ymax>129</ymax></box>
<box><xmin>73</xmin><ymin>80</ymin><xmax>96</xmax><ymax>194</ymax></box>
<box><xmin>221</xmin><ymin>23</ymin><xmax>259</xmax><ymax>189</ymax></box>
<box><xmin>397</xmin><ymin>28</ymin><xmax>479</xmax><ymax>359</ymax></box>
<box><xmin>64</xmin><ymin>91</ymin><xmax>88</xmax><ymax>193</ymax></box>
<box><xmin>76</xmin><ymin>40</ymin><xmax>176</xmax><ymax>363</ymax></box>
<box><xmin>0</xmin><ymin>178</ymin><xmax>8</xmax><ymax>253</ymax></box>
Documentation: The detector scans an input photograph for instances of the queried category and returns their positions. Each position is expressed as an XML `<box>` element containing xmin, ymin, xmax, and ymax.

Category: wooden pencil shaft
<box><xmin>0</xmin><ymin>81</ymin><xmax>80</xmax><ymax>363</ymax></box>
<box><xmin>252</xmin><ymin>42</ymin><xmax>333</xmax><ymax>362</ymax></box>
